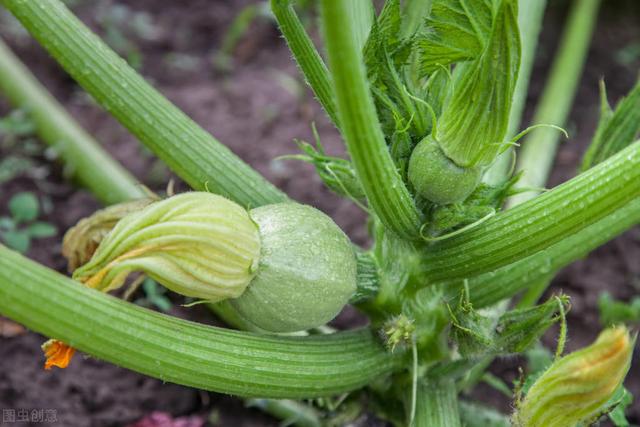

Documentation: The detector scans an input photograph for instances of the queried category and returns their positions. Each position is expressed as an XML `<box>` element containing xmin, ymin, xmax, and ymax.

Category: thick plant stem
<box><xmin>2</xmin><ymin>0</ymin><xmax>287</xmax><ymax>208</ymax></box>
<box><xmin>270</xmin><ymin>0</ymin><xmax>339</xmax><ymax>127</ymax></box>
<box><xmin>320</xmin><ymin>0</ymin><xmax>423</xmax><ymax>240</ymax></box>
<box><xmin>457</xmin><ymin>197</ymin><xmax>640</xmax><ymax>308</ymax></box>
<box><xmin>0</xmin><ymin>38</ymin><xmax>145</xmax><ymax>205</ymax></box>
<box><xmin>505</xmin><ymin>0</ymin><xmax>601</xmax><ymax>307</ymax></box>
<box><xmin>419</xmin><ymin>140</ymin><xmax>640</xmax><ymax>284</ymax></box>
<box><xmin>346</xmin><ymin>0</ymin><xmax>374</xmax><ymax>51</ymax></box>
<box><xmin>413</xmin><ymin>380</ymin><xmax>461</xmax><ymax>427</ymax></box>
<box><xmin>0</xmin><ymin>245</ymin><xmax>399</xmax><ymax>398</ymax></box>
<box><xmin>484</xmin><ymin>0</ymin><xmax>548</xmax><ymax>185</ymax></box>
<box><xmin>508</xmin><ymin>0</ymin><xmax>601</xmax><ymax>206</ymax></box>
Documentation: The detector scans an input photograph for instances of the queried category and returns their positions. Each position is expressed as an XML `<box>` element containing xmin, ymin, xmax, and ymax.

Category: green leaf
<box><xmin>598</xmin><ymin>292</ymin><xmax>640</xmax><ymax>326</ymax></box>
<box><xmin>0</xmin><ymin>217</ymin><xmax>15</xmax><ymax>231</ymax></box>
<box><xmin>436</xmin><ymin>0</ymin><xmax>521</xmax><ymax>167</ymax></box>
<box><xmin>581</xmin><ymin>79</ymin><xmax>640</xmax><ymax>170</ymax></box>
<box><xmin>0</xmin><ymin>156</ymin><xmax>34</xmax><ymax>184</ymax></box>
<box><xmin>26</xmin><ymin>222</ymin><xmax>57</xmax><ymax>238</ymax></box>
<box><xmin>1</xmin><ymin>230</ymin><xmax>31</xmax><ymax>253</ymax></box>
<box><xmin>363</xmin><ymin>0</ymin><xmax>431</xmax><ymax>139</ymax></box>
<box><xmin>418</xmin><ymin>0</ymin><xmax>496</xmax><ymax>74</ymax></box>
<box><xmin>0</xmin><ymin>108</ymin><xmax>35</xmax><ymax>137</ymax></box>
<box><xmin>8</xmin><ymin>191</ymin><xmax>39</xmax><ymax>223</ymax></box>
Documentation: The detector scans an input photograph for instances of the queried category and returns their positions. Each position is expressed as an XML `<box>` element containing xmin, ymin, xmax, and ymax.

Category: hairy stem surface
<box><xmin>320</xmin><ymin>0</ymin><xmax>423</xmax><ymax>240</ymax></box>
<box><xmin>271</xmin><ymin>0</ymin><xmax>339</xmax><ymax>127</ymax></box>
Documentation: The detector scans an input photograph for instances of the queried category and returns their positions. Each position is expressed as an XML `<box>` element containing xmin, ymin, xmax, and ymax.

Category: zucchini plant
<box><xmin>0</xmin><ymin>0</ymin><xmax>638</xmax><ymax>425</ymax></box>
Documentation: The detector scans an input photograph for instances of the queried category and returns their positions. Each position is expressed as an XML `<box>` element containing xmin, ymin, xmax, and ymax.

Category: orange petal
<box><xmin>42</xmin><ymin>339</ymin><xmax>76</xmax><ymax>370</ymax></box>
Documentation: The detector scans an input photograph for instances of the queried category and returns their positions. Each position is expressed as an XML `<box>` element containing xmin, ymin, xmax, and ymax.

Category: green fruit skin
<box><xmin>408</xmin><ymin>136</ymin><xmax>482</xmax><ymax>205</ymax></box>
<box><xmin>225</xmin><ymin>203</ymin><xmax>357</xmax><ymax>332</ymax></box>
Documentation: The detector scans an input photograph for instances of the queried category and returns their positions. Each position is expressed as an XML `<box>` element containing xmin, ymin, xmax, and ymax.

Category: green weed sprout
<box><xmin>0</xmin><ymin>192</ymin><xmax>56</xmax><ymax>253</ymax></box>
<box><xmin>0</xmin><ymin>0</ymin><xmax>638</xmax><ymax>425</ymax></box>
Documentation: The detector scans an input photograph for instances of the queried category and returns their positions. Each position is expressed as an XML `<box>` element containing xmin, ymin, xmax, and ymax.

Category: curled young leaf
<box><xmin>436</xmin><ymin>0</ymin><xmax>521</xmax><ymax>168</ymax></box>
<box><xmin>418</xmin><ymin>0</ymin><xmax>495</xmax><ymax>74</ymax></box>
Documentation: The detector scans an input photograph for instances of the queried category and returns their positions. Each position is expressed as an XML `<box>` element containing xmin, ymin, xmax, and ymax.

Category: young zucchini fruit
<box><xmin>408</xmin><ymin>136</ymin><xmax>482</xmax><ymax>205</ymax></box>
<box><xmin>69</xmin><ymin>192</ymin><xmax>357</xmax><ymax>332</ymax></box>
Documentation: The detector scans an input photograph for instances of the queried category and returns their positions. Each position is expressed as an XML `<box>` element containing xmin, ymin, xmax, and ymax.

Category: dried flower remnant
<box><xmin>42</xmin><ymin>339</ymin><xmax>76</xmax><ymax>370</ymax></box>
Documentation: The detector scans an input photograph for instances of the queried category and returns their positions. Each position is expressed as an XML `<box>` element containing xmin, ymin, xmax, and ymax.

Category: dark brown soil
<box><xmin>0</xmin><ymin>0</ymin><xmax>639</xmax><ymax>425</ymax></box>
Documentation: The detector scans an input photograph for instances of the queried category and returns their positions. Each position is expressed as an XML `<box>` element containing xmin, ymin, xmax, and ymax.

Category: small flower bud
<box><xmin>221</xmin><ymin>203</ymin><xmax>357</xmax><ymax>332</ymax></box>
<box><xmin>515</xmin><ymin>326</ymin><xmax>634</xmax><ymax>427</ymax></box>
<box><xmin>72</xmin><ymin>192</ymin><xmax>261</xmax><ymax>302</ymax></box>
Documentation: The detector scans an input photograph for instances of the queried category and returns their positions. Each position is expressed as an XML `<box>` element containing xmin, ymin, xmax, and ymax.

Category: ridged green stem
<box><xmin>270</xmin><ymin>0</ymin><xmax>339</xmax><ymax>127</ymax></box>
<box><xmin>419</xmin><ymin>140</ymin><xmax>640</xmax><ymax>284</ymax></box>
<box><xmin>457</xmin><ymin>197</ymin><xmax>640</xmax><ymax>308</ymax></box>
<box><xmin>504</xmin><ymin>0</ymin><xmax>601</xmax><ymax>307</ymax></box>
<box><xmin>2</xmin><ymin>0</ymin><xmax>286</xmax><ymax>208</ymax></box>
<box><xmin>484</xmin><ymin>0</ymin><xmax>548</xmax><ymax>185</ymax></box>
<box><xmin>0</xmin><ymin>37</ymin><xmax>145</xmax><ymax>205</ymax></box>
<box><xmin>0</xmin><ymin>245</ymin><xmax>399</xmax><ymax>398</ymax></box>
<box><xmin>413</xmin><ymin>380</ymin><xmax>461</xmax><ymax>427</ymax></box>
<box><xmin>320</xmin><ymin>0</ymin><xmax>423</xmax><ymax>240</ymax></box>
<box><xmin>346</xmin><ymin>0</ymin><xmax>374</xmax><ymax>51</ymax></box>
<box><xmin>508</xmin><ymin>0</ymin><xmax>601</xmax><ymax>206</ymax></box>
<box><xmin>469</xmin><ymin>1</ymin><xmax>599</xmax><ymax>392</ymax></box>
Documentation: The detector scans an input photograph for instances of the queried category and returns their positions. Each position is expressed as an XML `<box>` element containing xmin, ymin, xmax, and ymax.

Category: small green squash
<box><xmin>224</xmin><ymin>202</ymin><xmax>357</xmax><ymax>333</ymax></box>
<box><xmin>408</xmin><ymin>136</ymin><xmax>482</xmax><ymax>205</ymax></box>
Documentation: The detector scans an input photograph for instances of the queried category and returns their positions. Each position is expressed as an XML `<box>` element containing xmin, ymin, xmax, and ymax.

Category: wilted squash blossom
<box><xmin>42</xmin><ymin>339</ymin><xmax>75</xmax><ymax>370</ymax></box>
<box><xmin>72</xmin><ymin>192</ymin><xmax>261</xmax><ymax>301</ymax></box>
<box><xmin>62</xmin><ymin>198</ymin><xmax>157</xmax><ymax>271</ymax></box>
<box><xmin>514</xmin><ymin>326</ymin><xmax>633</xmax><ymax>427</ymax></box>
